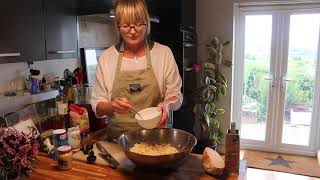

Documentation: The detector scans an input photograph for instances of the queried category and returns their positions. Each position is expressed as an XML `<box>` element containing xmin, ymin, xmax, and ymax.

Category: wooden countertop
<box><xmin>28</xmin><ymin>153</ymin><xmax>244</xmax><ymax>180</ymax></box>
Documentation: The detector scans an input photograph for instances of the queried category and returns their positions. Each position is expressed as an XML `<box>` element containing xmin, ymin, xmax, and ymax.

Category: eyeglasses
<box><xmin>118</xmin><ymin>24</ymin><xmax>147</xmax><ymax>33</ymax></box>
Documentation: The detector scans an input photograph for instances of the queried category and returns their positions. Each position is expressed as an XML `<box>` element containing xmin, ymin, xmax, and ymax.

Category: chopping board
<box><xmin>73</xmin><ymin>141</ymin><xmax>136</xmax><ymax>170</ymax></box>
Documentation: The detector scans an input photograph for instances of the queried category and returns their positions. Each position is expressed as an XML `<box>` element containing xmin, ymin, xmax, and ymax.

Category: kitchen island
<box><xmin>29</xmin><ymin>152</ymin><xmax>243</xmax><ymax>180</ymax></box>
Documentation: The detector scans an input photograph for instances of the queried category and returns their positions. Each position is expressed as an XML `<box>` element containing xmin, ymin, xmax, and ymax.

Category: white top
<box><xmin>91</xmin><ymin>42</ymin><xmax>183</xmax><ymax>115</ymax></box>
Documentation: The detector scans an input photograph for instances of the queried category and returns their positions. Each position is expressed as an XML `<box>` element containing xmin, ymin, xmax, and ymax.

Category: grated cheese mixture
<box><xmin>130</xmin><ymin>142</ymin><xmax>178</xmax><ymax>155</ymax></box>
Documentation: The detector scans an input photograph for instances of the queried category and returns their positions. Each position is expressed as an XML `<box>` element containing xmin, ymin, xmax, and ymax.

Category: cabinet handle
<box><xmin>49</xmin><ymin>50</ymin><xmax>76</xmax><ymax>54</ymax></box>
<box><xmin>0</xmin><ymin>53</ymin><xmax>21</xmax><ymax>57</ymax></box>
<box><xmin>184</xmin><ymin>43</ymin><xmax>196</xmax><ymax>48</ymax></box>
<box><xmin>184</xmin><ymin>67</ymin><xmax>194</xmax><ymax>72</ymax></box>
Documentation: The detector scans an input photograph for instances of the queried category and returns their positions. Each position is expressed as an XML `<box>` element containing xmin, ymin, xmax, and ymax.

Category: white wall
<box><xmin>196</xmin><ymin>0</ymin><xmax>235</xmax><ymax>152</ymax></box>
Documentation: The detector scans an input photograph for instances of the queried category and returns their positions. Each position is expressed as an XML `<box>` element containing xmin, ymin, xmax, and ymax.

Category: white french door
<box><xmin>233</xmin><ymin>3</ymin><xmax>320</xmax><ymax>156</ymax></box>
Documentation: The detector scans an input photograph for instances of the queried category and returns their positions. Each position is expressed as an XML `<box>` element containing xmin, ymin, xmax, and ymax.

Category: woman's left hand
<box><xmin>157</xmin><ymin>102</ymin><xmax>169</xmax><ymax>128</ymax></box>
<box><xmin>157</xmin><ymin>97</ymin><xmax>182</xmax><ymax>128</ymax></box>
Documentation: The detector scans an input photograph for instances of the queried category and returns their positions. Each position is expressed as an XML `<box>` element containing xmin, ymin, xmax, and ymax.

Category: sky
<box><xmin>244</xmin><ymin>14</ymin><xmax>320</xmax><ymax>55</ymax></box>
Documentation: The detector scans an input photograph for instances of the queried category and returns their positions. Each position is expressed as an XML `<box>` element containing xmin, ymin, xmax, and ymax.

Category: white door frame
<box><xmin>232</xmin><ymin>2</ymin><xmax>320</xmax><ymax>156</ymax></box>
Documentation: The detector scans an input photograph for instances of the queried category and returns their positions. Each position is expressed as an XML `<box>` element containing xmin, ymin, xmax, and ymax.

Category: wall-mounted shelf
<box><xmin>0</xmin><ymin>89</ymin><xmax>58</xmax><ymax>115</ymax></box>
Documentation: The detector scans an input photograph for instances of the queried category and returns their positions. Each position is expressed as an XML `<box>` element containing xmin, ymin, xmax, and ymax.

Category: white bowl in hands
<box><xmin>135</xmin><ymin>107</ymin><xmax>162</xmax><ymax>129</ymax></box>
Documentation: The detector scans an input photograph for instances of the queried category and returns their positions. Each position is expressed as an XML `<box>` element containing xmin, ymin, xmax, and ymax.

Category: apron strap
<box><xmin>145</xmin><ymin>42</ymin><xmax>152</xmax><ymax>69</ymax></box>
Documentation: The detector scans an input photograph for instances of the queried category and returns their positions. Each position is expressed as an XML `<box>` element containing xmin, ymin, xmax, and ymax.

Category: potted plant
<box><xmin>193</xmin><ymin>36</ymin><xmax>232</xmax><ymax>153</ymax></box>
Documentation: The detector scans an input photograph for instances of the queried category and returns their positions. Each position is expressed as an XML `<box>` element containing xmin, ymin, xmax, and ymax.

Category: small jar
<box><xmin>57</xmin><ymin>145</ymin><xmax>73</xmax><ymax>170</ymax></box>
<box><xmin>67</xmin><ymin>126</ymin><xmax>81</xmax><ymax>151</ymax></box>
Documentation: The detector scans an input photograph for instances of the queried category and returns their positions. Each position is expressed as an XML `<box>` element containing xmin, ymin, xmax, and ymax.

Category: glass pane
<box><xmin>240</xmin><ymin>15</ymin><xmax>272</xmax><ymax>141</ymax></box>
<box><xmin>282</xmin><ymin>14</ymin><xmax>320</xmax><ymax>146</ymax></box>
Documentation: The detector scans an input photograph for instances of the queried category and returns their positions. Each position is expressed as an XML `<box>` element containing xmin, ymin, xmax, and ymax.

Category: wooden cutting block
<box><xmin>73</xmin><ymin>141</ymin><xmax>136</xmax><ymax>170</ymax></box>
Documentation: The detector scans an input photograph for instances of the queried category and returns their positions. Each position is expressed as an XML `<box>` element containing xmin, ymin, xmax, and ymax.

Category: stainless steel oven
<box><xmin>181</xmin><ymin>29</ymin><xmax>197</xmax><ymax>107</ymax></box>
<box><xmin>170</xmin><ymin>29</ymin><xmax>197</xmax><ymax>133</ymax></box>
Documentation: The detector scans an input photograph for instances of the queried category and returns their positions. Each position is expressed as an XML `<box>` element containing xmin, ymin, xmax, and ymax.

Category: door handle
<box><xmin>281</xmin><ymin>76</ymin><xmax>292</xmax><ymax>89</ymax></box>
<box><xmin>0</xmin><ymin>53</ymin><xmax>21</xmax><ymax>57</ymax></box>
<box><xmin>282</xmin><ymin>78</ymin><xmax>292</xmax><ymax>82</ymax></box>
<box><xmin>264</xmin><ymin>76</ymin><xmax>273</xmax><ymax>81</ymax></box>
<box><xmin>263</xmin><ymin>76</ymin><xmax>274</xmax><ymax>87</ymax></box>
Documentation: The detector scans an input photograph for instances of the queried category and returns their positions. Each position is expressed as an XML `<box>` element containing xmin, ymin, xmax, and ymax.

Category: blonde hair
<box><xmin>114</xmin><ymin>0</ymin><xmax>151</xmax><ymax>37</ymax></box>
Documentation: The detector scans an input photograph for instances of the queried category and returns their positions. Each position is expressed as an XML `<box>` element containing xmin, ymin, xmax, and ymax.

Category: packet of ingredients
<box><xmin>69</xmin><ymin>104</ymin><xmax>90</xmax><ymax>131</ymax></box>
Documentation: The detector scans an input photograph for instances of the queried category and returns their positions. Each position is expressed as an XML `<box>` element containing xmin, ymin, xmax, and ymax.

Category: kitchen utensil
<box><xmin>129</xmin><ymin>107</ymin><xmax>144</xmax><ymax>120</ymax></box>
<box><xmin>135</xmin><ymin>107</ymin><xmax>161</xmax><ymax>129</ymax></box>
<box><xmin>118</xmin><ymin>128</ymin><xmax>197</xmax><ymax>168</ymax></box>
<box><xmin>117</xmin><ymin>98</ymin><xmax>144</xmax><ymax>120</ymax></box>
<box><xmin>96</xmin><ymin>142</ymin><xmax>120</xmax><ymax>169</ymax></box>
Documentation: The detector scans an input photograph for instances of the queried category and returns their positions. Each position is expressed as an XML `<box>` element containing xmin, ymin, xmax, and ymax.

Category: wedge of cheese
<box><xmin>202</xmin><ymin>147</ymin><xmax>225</xmax><ymax>175</ymax></box>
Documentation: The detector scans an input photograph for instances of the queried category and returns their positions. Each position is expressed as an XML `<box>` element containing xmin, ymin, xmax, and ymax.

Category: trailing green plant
<box><xmin>193</xmin><ymin>36</ymin><xmax>232</xmax><ymax>145</ymax></box>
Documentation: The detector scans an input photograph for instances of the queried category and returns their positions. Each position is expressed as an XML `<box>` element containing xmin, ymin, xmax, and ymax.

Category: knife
<box><xmin>96</xmin><ymin>142</ymin><xmax>120</xmax><ymax>169</ymax></box>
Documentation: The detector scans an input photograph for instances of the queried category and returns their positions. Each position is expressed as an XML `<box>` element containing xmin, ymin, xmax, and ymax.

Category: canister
<box><xmin>67</xmin><ymin>126</ymin><xmax>81</xmax><ymax>151</ymax></box>
<box><xmin>53</xmin><ymin>129</ymin><xmax>68</xmax><ymax>159</ymax></box>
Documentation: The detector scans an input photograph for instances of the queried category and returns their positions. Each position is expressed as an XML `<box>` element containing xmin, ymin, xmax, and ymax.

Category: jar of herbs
<box><xmin>57</xmin><ymin>145</ymin><xmax>73</xmax><ymax>170</ymax></box>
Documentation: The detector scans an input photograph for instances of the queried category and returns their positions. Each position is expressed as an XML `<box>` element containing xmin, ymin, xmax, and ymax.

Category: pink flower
<box><xmin>0</xmin><ymin>128</ymin><xmax>39</xmax><ymax>176</ymax></box>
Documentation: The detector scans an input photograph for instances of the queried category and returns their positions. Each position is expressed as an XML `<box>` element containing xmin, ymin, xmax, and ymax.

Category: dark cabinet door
<box><xmin>0</xmin><ymin>0</ymin><xmax>45</xmax><ymax>63</ymax></box>
<box><xmin>44</xmin><ymin>0</ymin><xmax>78</xmax><ymax>60</ymax></box>
<box><xmin>78</xmin><ymin>0</ymin><xmax>113</xmax><ymax>15</ymax></box>
<box><xmin>181</xmin><ymin>0</ymin><xmax>196</xmax><ymax>29</ymax></box>
<box><xmin>157</xmin><ymin>0</ymin><xmax>196</xmax><ymax>29</ymax></box>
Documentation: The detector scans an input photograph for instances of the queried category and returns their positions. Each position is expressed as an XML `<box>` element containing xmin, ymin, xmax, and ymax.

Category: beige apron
<box><xmin>107</xmin><ymin>42</ymin><xmax>162</xmax><ymax>139</ymax></box>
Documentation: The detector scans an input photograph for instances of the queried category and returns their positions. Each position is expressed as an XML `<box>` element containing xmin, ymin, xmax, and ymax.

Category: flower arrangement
<box><xmin>0</xmin><ymin>128</ymin><xmax>39</xmax><ymax>179</ymax></box>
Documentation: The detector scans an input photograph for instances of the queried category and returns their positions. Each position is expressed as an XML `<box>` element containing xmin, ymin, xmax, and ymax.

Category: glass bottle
<box><xmin>56</xmin><ymin>87</ymin><xmax>68</xmax><ymax>115</ymax></box>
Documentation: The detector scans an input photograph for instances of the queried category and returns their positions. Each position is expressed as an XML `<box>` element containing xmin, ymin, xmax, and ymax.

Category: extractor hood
<box><xmin>79</xmin><ymin>13</ymin><xmax>160</xmax><ymax>24</ymax></box>
<box><xmin>79</xmin><ymin>14</ymin><xmax>115</xmax><ymax>24</ymax></box>
<box><xmin>78</xmin><ymin>0</ymin><xmax>160</xmax><ymax>24</ymax></box>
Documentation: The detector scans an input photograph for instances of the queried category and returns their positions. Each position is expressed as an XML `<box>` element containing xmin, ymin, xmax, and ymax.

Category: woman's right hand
<box><xmin>111</xmin><ymin>98</ymin><xmax>132</xmax><ymax>114</ymax></box>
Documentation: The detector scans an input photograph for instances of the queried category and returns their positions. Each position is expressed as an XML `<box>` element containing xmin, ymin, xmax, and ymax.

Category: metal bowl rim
<box><xmin>118</xmin><ymin>128</ymin><xmax>197</xmax><ymax>156</ymax></box>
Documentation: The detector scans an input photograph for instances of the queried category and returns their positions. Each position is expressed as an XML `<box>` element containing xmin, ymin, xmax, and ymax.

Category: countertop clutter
<box><xmin>30</xmin><ymin>152</ymin><xmax>245</xmax><ymax>180</ymax></box>
<box><xmin>29</xmin><ymin>140</ymin><xmax>246</xmax><ymax>180</ymax></box>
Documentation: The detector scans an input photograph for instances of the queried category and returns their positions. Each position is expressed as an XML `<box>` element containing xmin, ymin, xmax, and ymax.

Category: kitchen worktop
<box><xmin>29</xmin><ymin>152</ymin><xmax>244</xmax><ymax>180</ymax></box>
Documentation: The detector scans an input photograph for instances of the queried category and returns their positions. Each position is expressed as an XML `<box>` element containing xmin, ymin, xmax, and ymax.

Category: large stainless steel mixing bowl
<box><xmin>118</xmin><ymin>128</ymin><xmax>197</xmax><ymax>168</ymax></box>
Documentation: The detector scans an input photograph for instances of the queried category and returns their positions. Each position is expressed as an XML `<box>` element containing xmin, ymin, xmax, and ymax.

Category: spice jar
<box><xmin>67</xmin><ymin>126</ymin><xmax>81</xmax><ymax>151</ymax></box>
<box><xmin>57</xmin><ymin>145</ymin><xmax>73</xmax><ymax>170</ymax></box>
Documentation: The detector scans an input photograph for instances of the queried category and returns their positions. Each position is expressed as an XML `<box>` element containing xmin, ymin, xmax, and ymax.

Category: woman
<box><xmin>91</xmin><ymin>0</ymin><xmax>182</xmax><ymax>139</ymax></box>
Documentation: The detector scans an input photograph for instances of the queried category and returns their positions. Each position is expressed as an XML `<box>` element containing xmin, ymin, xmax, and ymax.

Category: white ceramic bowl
<box><xmin>135</xmin><ymin>107</ymin><xmax>162</xmax><ymax>129</ymax></box>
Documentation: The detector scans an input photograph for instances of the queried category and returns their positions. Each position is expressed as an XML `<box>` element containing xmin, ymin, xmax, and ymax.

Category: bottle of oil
<box><xmin>225</xmin><ymin>122</ymin><xmax>240</xmax><ymax>174</ymax></box>
<box><xmin>54</xmin><ymin>87</ymin><xmax>69</xmax><ymax>129</ymax></box>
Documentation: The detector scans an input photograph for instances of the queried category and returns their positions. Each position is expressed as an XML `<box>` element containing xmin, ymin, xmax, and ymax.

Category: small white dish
<box><xmin>135</xmin><ymin>107</ymin><xmax>162</xmax><ymax>129</ymax></box>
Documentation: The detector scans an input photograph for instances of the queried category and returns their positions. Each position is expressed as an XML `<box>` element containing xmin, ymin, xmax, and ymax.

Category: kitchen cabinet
<box><xmin>181</xmin><ymin>0</ymin><xmax>196</xmax><ymax>29</ymax></box>
<box><xmin>44</xmin><ymin>0</ymin><xmax>78</xmax><ymax>60</ymax></box>
<box><xmin>158</xmin><ymin>0</ymin><xmax>196</xmax><ymax>29</ymax></box>
<box><xmin>78</xmin><ymin>0</ymin><xmax>113</xmax><ymax>15</ymax></box>
<box><xmin>0</xmin><ymin>0</ymin><xmax>45</xmax><ymax>63</ymax></box>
